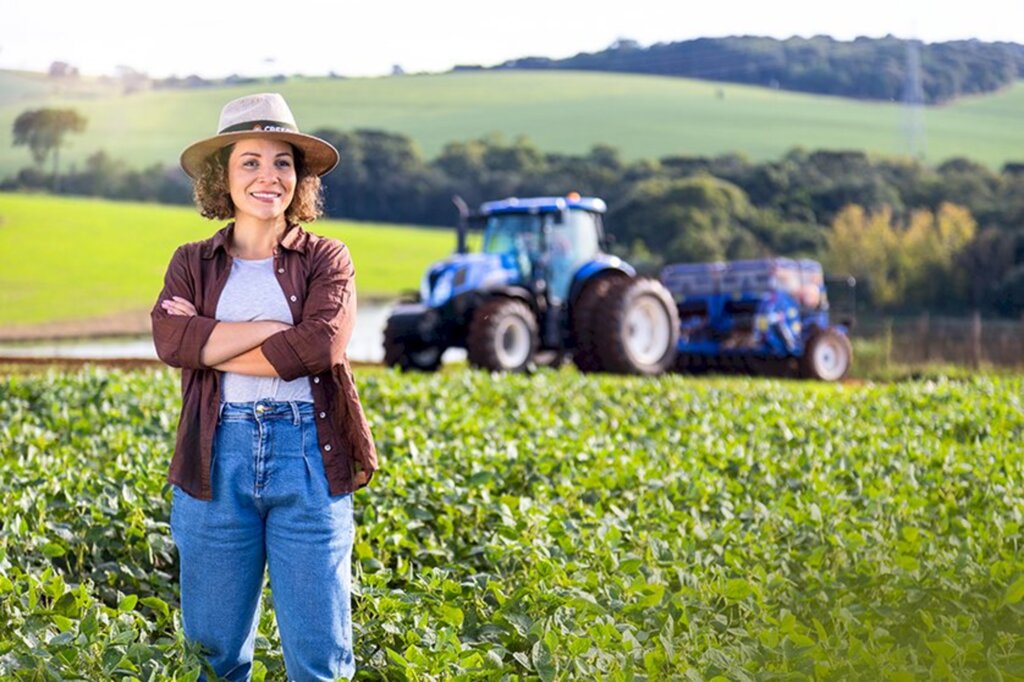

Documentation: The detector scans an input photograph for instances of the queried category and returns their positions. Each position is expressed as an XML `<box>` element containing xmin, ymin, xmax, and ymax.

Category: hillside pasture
<box><xmin>2</xmin><ymin>70</ymin><xmax>1024</xmax><ymax>178</ymax></box>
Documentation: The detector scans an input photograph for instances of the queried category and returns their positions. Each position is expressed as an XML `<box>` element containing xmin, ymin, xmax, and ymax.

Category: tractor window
<box><xmin>545</xmin><ymin>209</ymin><xmax>602</xmax><ymax>304</ymax></box>
<box><xmin>550</xmin><ymin>209</ymin><xmax>601</xmax><ymax>264</ymax></box>
<box><xmin>482</xmin><ymin>214</ymin><xmax>541</xmax><ymax>256</ymax></box>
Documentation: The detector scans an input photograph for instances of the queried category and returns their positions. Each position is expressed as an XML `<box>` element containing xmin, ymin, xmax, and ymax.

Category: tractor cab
<box><xmin>477</xmin><ymin>195</ymin><xmax>605</xmax><ymax>304</ymax></box>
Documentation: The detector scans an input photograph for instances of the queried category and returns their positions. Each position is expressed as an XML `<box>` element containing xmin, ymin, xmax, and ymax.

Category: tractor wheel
<box><xmin>383</xmin><ymin>317</ymin><xmax>443</xmax><ymax>372</ymax></box>
<box><xmin>800</xmin><ymin>328</ymin><xmax>853</xmax><ymax>381</ymax></box>
<box><xmin>467</xmin><ymin>298</ymin><xmax>538</xmax><ymax>372</ymax></box>
<box><xmin>571</xmin><ymin>273</ymin><xmax>628</xmax><ymax>373</ymax></box>
<box><xmin>589</xmin><ymin>277</ymin><xmax>680</xmax><ymax>375</ymax></box>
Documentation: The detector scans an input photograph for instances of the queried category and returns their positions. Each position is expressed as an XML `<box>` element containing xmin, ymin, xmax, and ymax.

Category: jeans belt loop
<box><xmin>289</xmin><ymin>400</ymin><xmax>300</xmax><ymax>425</ymax></box>
<box><xmin>218</xmin><ymin>402</ymin><xmax>227</xmax><ymax>421</ymax></box>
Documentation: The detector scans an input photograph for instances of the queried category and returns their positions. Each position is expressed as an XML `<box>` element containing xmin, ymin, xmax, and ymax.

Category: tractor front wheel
<box><xmin>467</xmin><ymin>298</ymin><xmax>538</xmax><ymax>372</ymax></box>
<box><xmin>383</xmin><ymin>316</ymin><xmax>443</xmax><ymax>372</ymax></box>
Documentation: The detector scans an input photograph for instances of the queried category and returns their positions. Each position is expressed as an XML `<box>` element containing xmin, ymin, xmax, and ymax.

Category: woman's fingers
<box><xmin>161</xmin><ymin>298</ymin><xmax>197</xmax><ymax>316</ymax></box>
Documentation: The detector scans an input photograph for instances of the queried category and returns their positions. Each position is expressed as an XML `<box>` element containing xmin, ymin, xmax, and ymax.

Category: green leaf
<box><xmin>789</xmin><ymin>632</ymin><xmax>815</xmax><ymax>648</ymax></box>
<box><xmin>926</xmin><ymin>640</ymin><xmax>957</xmax><ymax>660</ymax></box>
<box><xmin>439</xmin><ymin>604</ymin><xmax>464</xmax><ymax>628</ymax></box>
<box><xmin>1004</xmin><ymin>575</ymin><xmax>1024</xmax><ymax>606</ymax></box>
<box><xmin>140</xmin><ymin>596</ymin><xmax>170</xmax><ymax>620</ymax></box>
<box><xmin>118</xmin><ymin>594</ymin><xmax>138</xmax><ymax>612</ymax></box>
<box><xmin>532</xmin><ymin>640</ymin><xmax>556</xmax><ymax>682</ymax></box>
<box><xmin>723</xmin><ymin>578</ymin><xmax>753</xmax><ymax>601</ymax></box>
<box><xmin>41</xmin><ymin>542</ymin><xmax>66</xmax><ymax>557</ymax></box>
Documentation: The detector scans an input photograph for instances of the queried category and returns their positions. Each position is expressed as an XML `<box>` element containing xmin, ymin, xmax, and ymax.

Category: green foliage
<box><xmin>1</xmin><ymin>366</ymin><xmax>1023</xmax><ymax>679</ymax></box>
<box><xmin>492</xmin><ymin>35</ymin><xmax>1024</xmax><ymax>105</ymax></box>
<box><xmin>825</xmin><ymin>203</ymin><xmax>978</xmax><ymax>309</ymax></box>
<box><xmin>11</xmin><ymin>108</ymin><xmax>87</xmax><ymax>167</ymax></box>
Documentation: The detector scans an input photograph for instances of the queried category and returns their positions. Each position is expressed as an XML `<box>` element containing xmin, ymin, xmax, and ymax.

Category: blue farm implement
<box><xmin>660</xmin><ymin>258</ymin><xmax>853</xmax><ymax>380</ymax></box>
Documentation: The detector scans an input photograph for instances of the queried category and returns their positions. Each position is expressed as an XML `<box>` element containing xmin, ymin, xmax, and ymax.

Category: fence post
<box><xmin>884</xmin><ymin>317</ymin><xmax>893</xmax><ymax>369</ymax></box>
<box><xmin>918</xmin><ymin>312</ymin><xmax>930</xmax><ymax>364</ymax></box>
<box><xmin>970</xmin><ymin>310</ymin><xmax>982</xmax><ymax>370</ymax></box>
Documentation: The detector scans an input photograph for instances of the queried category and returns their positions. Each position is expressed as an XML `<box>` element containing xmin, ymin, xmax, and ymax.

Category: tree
<box><xmin>11</xmin><ymin>108</ymin><xmax>87</xmax><ymax>189</ymax></box>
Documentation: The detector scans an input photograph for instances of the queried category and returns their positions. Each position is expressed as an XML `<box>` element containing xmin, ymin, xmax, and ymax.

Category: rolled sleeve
<box><xmin>261</xmin><ymin>240</ymin><xmax>356</xmax><ymax>379</ymax></box>
<box><xmin>150</xmin><ymin>246</ymin><xmax>219</xmax><ymax>370</ymax></box>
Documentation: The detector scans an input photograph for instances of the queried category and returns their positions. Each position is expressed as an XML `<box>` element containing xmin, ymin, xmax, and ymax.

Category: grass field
<box><xmin>2</xmin><ymin>70</ymin><xmax>1023</xmax><ymax>178</ymax></box>
<box><xmin>0</xmin><ymin>192</ymin><xmax>454</xmax><ymax>326</ymax></box>
<box><xmin>0</xmin><ymin>366</ymin><xmax>1022</xmax><ymax>679</ymax></box>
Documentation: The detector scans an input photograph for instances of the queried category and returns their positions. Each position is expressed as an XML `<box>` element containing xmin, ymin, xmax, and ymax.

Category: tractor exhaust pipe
<box><xmin>452</xmin><ymin>195</ymin><xmax>470</xmax><ymax>254</ymax></box>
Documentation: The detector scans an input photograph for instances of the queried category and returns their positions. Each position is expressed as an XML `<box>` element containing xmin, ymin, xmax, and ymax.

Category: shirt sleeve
<box><xmin>261</xmin><ymin>239</ymin><xmax>356</xmax><ymax>380</ymax></box>
<box><xmin>150</xmin><ymin>245</ymin><xmax>219</xmax><ymax>370</ymax></box>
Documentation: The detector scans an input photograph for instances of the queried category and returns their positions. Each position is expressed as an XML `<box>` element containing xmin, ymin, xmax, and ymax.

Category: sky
<box><xmin>2</xmin><ymin>0</ymin><xmax>1023</xmax><ymax>79</ymax></box>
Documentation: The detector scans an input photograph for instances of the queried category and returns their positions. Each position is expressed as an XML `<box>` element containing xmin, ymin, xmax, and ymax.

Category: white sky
<box><xmin>2</xmin><ymin>0</ymin><xmax>1023</xmax><ymax>79</ymax></box>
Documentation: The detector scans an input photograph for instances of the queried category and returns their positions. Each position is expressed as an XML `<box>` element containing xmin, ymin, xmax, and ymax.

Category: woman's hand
<box><xmin>161</xmin><ymin>296</ymin><xmax>198</xmax><ymax>317</ymax></box>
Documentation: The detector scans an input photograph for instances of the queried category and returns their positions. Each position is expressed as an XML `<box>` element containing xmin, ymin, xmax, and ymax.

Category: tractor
<box><xmin>383</xmin><ymin>194</ymin><xmax>679</xmax><ymax>374</ymax></box>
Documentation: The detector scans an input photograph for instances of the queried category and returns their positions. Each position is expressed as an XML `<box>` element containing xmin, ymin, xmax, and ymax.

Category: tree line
<box><xmin>475</xmin><ymin>35</ymin><xmax>1024</xmax><ymax>105</ymax></box>
<box><xmin>4</xmin><ymin>123</ymin><xmax>1023</xmax><ymax>316</ymax></box>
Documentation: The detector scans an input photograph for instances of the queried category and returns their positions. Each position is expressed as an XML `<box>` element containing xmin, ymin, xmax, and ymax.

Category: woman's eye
<box><xmin>276</xmin><ymin>159</ymin><xmax>293</xmax><ymax>168</ymax></box>
<box><xmin>242</xmin><ymin>160</ymin><xmax>258</xmax><ymax>168</ymax></box>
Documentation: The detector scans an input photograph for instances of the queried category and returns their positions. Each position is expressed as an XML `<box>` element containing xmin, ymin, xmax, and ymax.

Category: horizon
<box><xmin>3</xmin><ymin>0</ymin><xmax>1022</xmax><ymax>79</ymax></box>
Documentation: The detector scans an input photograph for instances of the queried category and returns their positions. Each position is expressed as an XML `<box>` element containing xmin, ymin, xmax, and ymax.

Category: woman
<box><xmin>150</xmin><ymin>93</ymin><xmax>377</xmax><ymax>682</ymax></box>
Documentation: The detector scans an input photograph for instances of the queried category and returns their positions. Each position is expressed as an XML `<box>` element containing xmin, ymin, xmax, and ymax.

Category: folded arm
<box><xmin>261</xmin><ymin>240</ymin><xmax>356</xmax><ymax>381</ymax></box>
<box><xmin>151</xmin><ymin>246</ymin><xmax>290</xmax><ymax>373</ymax></box>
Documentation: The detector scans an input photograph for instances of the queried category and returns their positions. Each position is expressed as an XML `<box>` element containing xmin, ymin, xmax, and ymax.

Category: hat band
<box><xmin>219</xmin><ymin>120</ymin><xmax>299</xmax><ymax>134</ymax></box>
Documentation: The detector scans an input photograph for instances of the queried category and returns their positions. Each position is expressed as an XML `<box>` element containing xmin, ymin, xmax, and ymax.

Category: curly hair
<box><xmin>192</xmin><ymin>142</ymin><xmax>324</xmax><ymax>223</ymax></box>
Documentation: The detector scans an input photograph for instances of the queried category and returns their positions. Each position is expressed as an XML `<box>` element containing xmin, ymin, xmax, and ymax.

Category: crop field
<box><xmin>0</xmin><ymin>193</ymin><xmax>453</xmax><ymax>326</ymax></box>
<box><xmin>1</xmin><ymin>365</ymin><xmax>1022</xmax><ymax>680</ymax></box>
<box><xmin>2</xmin><ymin>70</ymin><xmax>1024</xmax><ymax>177</ymax></box>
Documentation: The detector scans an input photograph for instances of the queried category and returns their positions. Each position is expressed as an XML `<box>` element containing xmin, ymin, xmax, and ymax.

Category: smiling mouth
<box><xmin>251</xmin><ymin>192</ymin><xmax>281</xmax><ymax>200</ymax></box>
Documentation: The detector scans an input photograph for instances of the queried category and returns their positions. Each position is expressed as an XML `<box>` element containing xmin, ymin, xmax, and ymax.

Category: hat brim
<box><xmin>179</xmin><ymin>130</ymin><xmax>339</xmax><ymax>179</ymax></box>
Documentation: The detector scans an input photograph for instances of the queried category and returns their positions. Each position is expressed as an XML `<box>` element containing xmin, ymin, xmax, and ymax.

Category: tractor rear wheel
<box><xmin>571</xmin><ymin>274</ymin><xmax>628</xmax><ymax>373</ymax></box>
<box><xmin>589</xmin><ymin>277</ymin><xmax>679</xmax><ymax>375</ymax></box>
<box><xmin>383</xmin><ymin>316</ymin><xmax>443</xmax><ymax>372</ymax></box>
<box><xmin>467</xmin><ymin>298</ymin><xmax>538</xmax><ymax>372</ymax></box>
<box><xmin>800</xmin><ymin>328</ymin><xmax>852</xmax><ymax>381</ymax></box>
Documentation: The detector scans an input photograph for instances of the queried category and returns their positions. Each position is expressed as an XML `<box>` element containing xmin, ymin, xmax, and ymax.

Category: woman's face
<box><xmin>226</xmin><ymin>138</ymin><xmax>297</xmax><ymax>223</ymax></box>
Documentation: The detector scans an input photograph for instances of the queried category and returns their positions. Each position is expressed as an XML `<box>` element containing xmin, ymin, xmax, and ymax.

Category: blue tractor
<box><xmin>660</xmin><ymin>258</ymin><xmax>854</xmax><ymax>380</ymax></box>
<box><xmin>383</xmin><ymin>194</ymin><xmax>680</xmax><ymax>374</ymax></box>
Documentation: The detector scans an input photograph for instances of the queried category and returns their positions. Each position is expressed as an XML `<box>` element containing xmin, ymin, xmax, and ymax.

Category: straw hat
<box><xmin>179</xmin><ymin>93</ymin><xmax>339</xmax><ymax>179</ymax></box>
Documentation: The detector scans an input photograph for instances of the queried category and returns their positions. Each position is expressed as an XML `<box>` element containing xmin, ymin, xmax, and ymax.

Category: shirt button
<box><xmin>319</xmin><ymin>411</ymin><xmax>326</xmax><ymax>419</ymax></box>
<box><xmin>313</xmin><ymin>377</ymin><xmax>320</xmax><ymax>384</ymax></box>
<box><xmin>278</xmin><ymin>267</ymin><xmax>285</xmax><ymax>274</ymax></box>
<box><xmin>323</xmin><ymin>444</ymin><xmax>332</xmax><ymax>452</ymax></box>
<box><xmin>289</xmin><ymin>295</ymin><xmax>297</xmax><ymax>302</ymax></box>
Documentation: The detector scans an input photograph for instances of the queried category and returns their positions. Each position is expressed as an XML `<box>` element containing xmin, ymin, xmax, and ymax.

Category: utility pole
<box><xmin>902</xmin><ymin>40</ymin><xmax>926</xmax><ymax>161</ymax></box>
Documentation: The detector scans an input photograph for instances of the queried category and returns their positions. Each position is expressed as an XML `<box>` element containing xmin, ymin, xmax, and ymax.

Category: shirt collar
<box><xmin>201</xmin><ymin>221</ymin><xmax>309</xmax><ymax>259</ymax></box>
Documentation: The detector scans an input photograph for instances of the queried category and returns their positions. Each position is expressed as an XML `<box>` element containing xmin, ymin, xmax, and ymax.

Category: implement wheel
<box><xmin>467</xmin><ymin>298</ymin><xmax>538</xmax><ymax>372</ymax></box>
<box><xmin>800</xmin><ymin>328</ymin><xmax>853</xmax><ymax>381</ymax></box>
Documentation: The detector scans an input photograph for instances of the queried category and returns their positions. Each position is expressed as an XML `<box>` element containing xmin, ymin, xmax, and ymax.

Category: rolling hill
<box><xmin>1</xmin><ymin>69</ymin><xmax>1023</xmax><ymax>179</ymax></box>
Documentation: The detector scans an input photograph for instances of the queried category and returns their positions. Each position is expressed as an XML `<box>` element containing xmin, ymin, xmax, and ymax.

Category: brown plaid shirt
<box><xmin>150</xmin><ymin>221</ymin><xmax>377</xmax><ymax>500</ymax></box>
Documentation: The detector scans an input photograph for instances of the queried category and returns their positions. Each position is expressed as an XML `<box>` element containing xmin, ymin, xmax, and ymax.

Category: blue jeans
<box><xmin>170</xmin><ymin>400</ymin><xmax>355</xmax><ymax>682</ymax></box>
